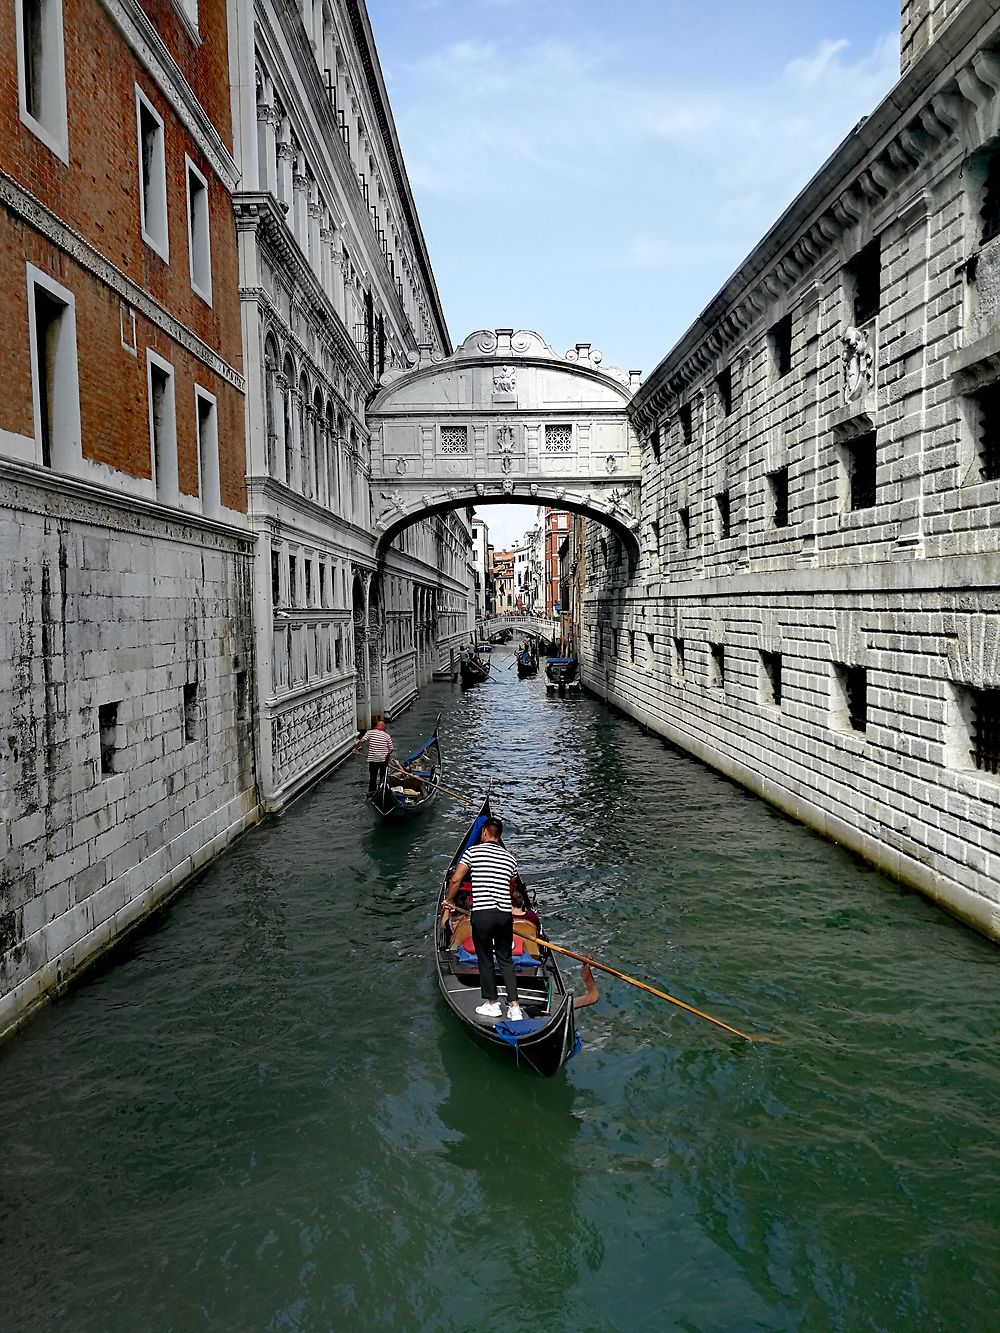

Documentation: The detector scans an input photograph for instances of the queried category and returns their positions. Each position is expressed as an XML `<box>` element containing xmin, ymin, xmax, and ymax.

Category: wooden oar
<box><xmin>443</xmin><ymin>907</ymin><xmax>772</xmax><ymax>1044</ymax></box>
<box><xmin>390</xmin><ymin>762</ymin><xmax>477</xmax><ymax>807</ymax></box>
<box><xmin>508</xmin><ymin>925</ymin><xmax>775</xmax><ymax>1044</ymax></box>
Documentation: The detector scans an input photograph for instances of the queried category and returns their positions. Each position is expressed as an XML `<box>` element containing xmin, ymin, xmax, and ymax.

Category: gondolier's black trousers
<box><xmin>368</xmin><ymin>761</ymin><xmax>388</xmax><ymax>794</ymax></box>
<box><xmin>471</xmin><ymin>909</ymin><xmax>519</xmax><ymax>1005</ymax></box>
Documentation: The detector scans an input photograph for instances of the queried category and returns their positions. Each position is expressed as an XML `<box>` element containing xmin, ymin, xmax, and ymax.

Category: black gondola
<box><xmin>434</xmin><ymin>796</ymin><xmax>578</xmax><ymax>1077</ymax></box>
<box><xmin>370</xmin><ymin>717</ymin><xmax>442</xmax><ymax>819</ymax></box>
<box><xmin>516</xmin><ymin>647</ymin><xmax>538</xmax><ymax>678</ymax></box>
<box><xmin>459</xmin><ymin>645</ymin><xmax>491</xmax><ymax>686</ymax></box>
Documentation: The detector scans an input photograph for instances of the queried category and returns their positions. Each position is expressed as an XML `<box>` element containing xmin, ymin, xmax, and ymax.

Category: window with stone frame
<box><xmin>17</xmin><ymin>0</ymin><xmax>68</xmax><ymax>159</ymax></box>
<box><xmin>678</xmin><ymin>505</ymin><xmax>691</xmax><ymax>548</ymax></box>
<box><xmin>760</xmin><ymin>650</ymin><xmax>782</xmax><ymax>707</ymax></box>
<box><xmin>981</xmin><ymin>147</ymin><xmax>1000</xmax><ymax>246</ymax></box>
<box><xmin>716</xmin><ymin>364</ymin><xmax>733</xmax><ymax>417</ymax></box>
<box><xmin>709</xmin><ymin>642</ymin><xmax>725</xmax><ymax>689</ymax></box>
<box><xmin>439</xmin><ymin>425</ymin><xmax>468</xmax><ymax>454</ymax></box>
<box><xmin>847</xmin><ymin>236</ymin><xmax>881</xmax><ymax>326</ymax></box>
<box><xmin>98</xmin><ymin>702</ymin><xmax>119</xmax><ymax>777</ymax></box>
<box><xmin>832</xmin><ymin>662</ymin><xmax>867</xmax><ymax>734</ymax></box>
<box><xmin>679</xmin><ymin>402</ymin><xmax>693</xmax><ymax>445</ymax></box>
<box><xmin>768</xmin><ymin>313</ymin><xmax>792</xmax><ymax>379</ymax></box>
<box><xmin>960</xmin><ymin>685</ymin><xmax>1000</xmax><ymax>774</ymax></box>
<box><xmin>545</xmin><ymin>423</ymin><xmax>573</xmax><ymax>453</ymax></box>
<box><xmin>971</xmin><ymin>381</ymin><xmax>1000</xmax><ymax>481</ymax></box>
<box><xmin>843</xmin><ymin>431</ymin><xmax>877</xmax><ymax>511</ymax></box>
<box><xmin>715</xmin><ymin>490</ymin><xmax>731</xmax><ymax>540</ymax></box>
<box><xmin>270</xmin><ymin>549</ymin><xmax>281</xmax><ymax>605</ymax></box>
<box><xmin>769</xmin><ymin>466</ymin><xmax>790</xmax><ymax>528</ymax></box>
<box><xmin>673</xmin><ymin>637</ymin><xmax>685</xmax><ymax>684</ymax></box>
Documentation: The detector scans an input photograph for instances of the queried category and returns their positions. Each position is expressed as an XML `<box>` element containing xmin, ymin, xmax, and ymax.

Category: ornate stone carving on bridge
<box><xmin>493</xmin><ymin>364</ymin><xmax>517</xmax><ymax>394</ymax></box>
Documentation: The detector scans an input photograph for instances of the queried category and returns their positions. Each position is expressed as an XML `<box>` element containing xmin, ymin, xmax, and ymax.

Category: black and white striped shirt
<box><xmin>460</xmin><ymin>843</ymin><xmax>518</xmax><ymax>913</ymax></box>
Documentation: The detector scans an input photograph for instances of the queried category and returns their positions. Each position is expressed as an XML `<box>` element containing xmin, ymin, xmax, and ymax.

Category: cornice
<box><xmin>0</xmin><ymin>457</ymin><xmax>253</xmax><ymax>549</ymax></box>
<box><xmin>630</xmin><ymin>1</ymin><xmax>1000</xmax><ymax>433</ymax></box>
<box><xmin>101</xmin><ymin>0</ymin><xmax>239</xmax><ymax>190</ymax></box>
<box><xmin>2</xmin><ymin>171</ymin><xmax>245</xmax><ymax>391</ymax></box>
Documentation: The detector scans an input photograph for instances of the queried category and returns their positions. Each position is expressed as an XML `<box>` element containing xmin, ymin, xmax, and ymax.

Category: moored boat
<box><xmin>516</xmin><ymin>647</ymin><xmax>538</xmax><ymax>678</ymax></box>
<box><xmin>434</xmin><ymin>796</ymin><xmax>578</xmax><ymax>1077</ymax></box>
<box><xmin>370</xmin><ymin>717</ymin><xmax>442</xmax><ymax>819</ymax></box>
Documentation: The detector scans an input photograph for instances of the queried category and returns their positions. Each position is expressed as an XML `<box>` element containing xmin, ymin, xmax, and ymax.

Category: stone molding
<box><xmin>2</xmin><ymin>171</ymin><xmax>245</xmax><ymax>392</ymax></box>
<box><xmin>0</xmin><ymin>458</ymin><xmax>254</xmax><ymax>551</ymax></box>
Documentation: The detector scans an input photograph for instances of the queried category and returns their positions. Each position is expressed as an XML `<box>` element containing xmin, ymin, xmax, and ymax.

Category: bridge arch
<box><xmin>367</xmin><ymin>329</ymin><xmax>643</xmax><ymax>563</ymax></box>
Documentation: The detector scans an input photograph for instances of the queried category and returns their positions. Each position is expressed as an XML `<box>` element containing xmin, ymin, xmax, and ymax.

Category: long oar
<box><xmin>390</xmin><ymin>763</ymin><xmax>478</xmax><ymax>808</ymax></box>
<box><xmin>509</xmin><ymin>925</ymin><xmax>774</xmax><ymax>1044</ymax></box>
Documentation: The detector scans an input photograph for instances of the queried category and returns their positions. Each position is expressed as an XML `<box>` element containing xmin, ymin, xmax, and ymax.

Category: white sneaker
<box><xmin>475</xmin><ymin>1000</ymin><xmax>502</xmax><ymax>1018</ymax></box>
<box><xmin>507</xmin><ymin>1004</ymin><xmax>524</xmax><ymax>1022</ymax></box>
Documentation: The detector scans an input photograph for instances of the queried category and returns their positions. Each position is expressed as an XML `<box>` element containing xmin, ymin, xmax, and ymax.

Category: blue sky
<box><xmin>369</xmin><ymin>0</ymin><xmax>901</xmax><ymax>547</ymax></box>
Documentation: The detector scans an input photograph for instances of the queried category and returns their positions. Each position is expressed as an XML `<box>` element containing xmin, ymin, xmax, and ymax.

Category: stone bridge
<box><xmin>367</xmin><ymin>329</ymin><xmax>643</xmax><ymax>562</ymax></box>
<box><xmin>479</xmin><ymin>612</ymin><xmax>560</xmax><ymax>642</ymax></box>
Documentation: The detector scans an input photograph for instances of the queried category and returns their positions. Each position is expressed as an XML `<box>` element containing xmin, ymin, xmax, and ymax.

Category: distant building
<box><xmin>491</xmin><ymin>548</ymin><xmax>515</xmax><ymax>611</ymax></box>
<box><xmin>542</xmin><ymin>508</ymin><xmax>572</xmax><ymax>615</ymax></box>
<box><xmin>470</xmin><ymin>516</ymin><xmax>490</xmax><ymax>620</ymax></box>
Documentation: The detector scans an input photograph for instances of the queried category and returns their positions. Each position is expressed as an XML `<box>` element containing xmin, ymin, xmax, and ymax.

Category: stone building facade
<box><xmin>584</xmin><ymin>0</ymin><xmax>1000</xmax><ymax>940</ymax></box>
<box><xmin>0</xmin><ymin>0</ymin><xmax>255</xmax><ymax>1032</ymax></box>
<box><xmin>230</xmin><ymin>0</ymin><xmax>473</xmax><ymax>808</ymax></box>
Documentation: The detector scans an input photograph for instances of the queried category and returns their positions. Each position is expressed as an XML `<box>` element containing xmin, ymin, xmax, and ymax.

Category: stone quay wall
<box><xmin>0</xmin><ymin>465</ymin><xmax>259</xmax><ymax>1037</ymax></box>
<box><xmin>583</xmin><ymin>0</ymin><xmax>1000</xmax><ymax>941</ymax></box>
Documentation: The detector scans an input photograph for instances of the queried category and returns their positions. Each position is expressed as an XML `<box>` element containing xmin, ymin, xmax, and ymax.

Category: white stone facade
<box><xmin>584</xmin><ymin>0</ymin><xmax>1000</xmax><ymax>941</ymax></box>
<box><xmin>231</xmin><ymin>0</ymin><xmax>475</xmax><ymax>807</ymax></box>
<box><xmin>0</xmin><ymin>465</ymin><xmax>258</xmax><ymax>1035</ymax></box>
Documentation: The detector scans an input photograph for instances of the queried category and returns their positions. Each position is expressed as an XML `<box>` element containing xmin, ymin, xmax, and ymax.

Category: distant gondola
<box><xmin>516</xmin><ymin>647</ymin><xmax>538</xmax><ymax>678</ymax></box>
<box><xmin>370</xmin><ymin>717</ymin><xmax>442</xmax><ymax>819</ymax></box>
<box><xmin>434</xmin><ymin>795</ymin><xmax>578</xmax><ymax>1077</ymax></box>
<box><xmin>459</xmin><ymin>645</ymin><xmax>491</xmax><ymax>686</ymax></box>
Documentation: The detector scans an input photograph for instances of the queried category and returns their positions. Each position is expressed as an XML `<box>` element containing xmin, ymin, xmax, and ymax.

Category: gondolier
<box><xmin>443</xmin><ymin>819</ymin><xmax>522</xmax><ymax>1022</ymax></box>
<box><xmin>353</xmin><ymin>716</ymin><xmax>393</xmax><ymax>795</ymax></box>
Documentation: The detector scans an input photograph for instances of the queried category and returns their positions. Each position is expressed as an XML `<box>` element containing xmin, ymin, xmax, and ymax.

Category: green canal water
<box><xmin>2</xmin><ymin>654</ymin><xmax>999</xmax><ymax>1331</ymax></box>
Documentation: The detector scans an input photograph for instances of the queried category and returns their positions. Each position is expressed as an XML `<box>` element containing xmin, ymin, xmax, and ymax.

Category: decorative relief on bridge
<box><xmin>544</xmin><ymin>424</ymin><xmax>572</xmax><ymax>453</ymax></box>
<box><xmin>493</xmin><ymin>364</ymin><xmax>517</xmax><ymax>394</ymax></box>
<box><xmin>605</xmin><ymin>454</ymin><xmax>619</xmax><ymax>474</ymax></box>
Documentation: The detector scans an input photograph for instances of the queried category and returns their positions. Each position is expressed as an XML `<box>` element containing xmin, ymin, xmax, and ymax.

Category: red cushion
<box><xmin>511</xmin><ymin>935</ymin><xmax>524</xmax><ymax>955</ymax></box>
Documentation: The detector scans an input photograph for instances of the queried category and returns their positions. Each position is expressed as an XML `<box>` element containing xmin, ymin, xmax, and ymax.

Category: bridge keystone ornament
<box><xmin>367</xmin><ymin>328</ymin><xmax>643</xmax><ymax>564</ymax></box>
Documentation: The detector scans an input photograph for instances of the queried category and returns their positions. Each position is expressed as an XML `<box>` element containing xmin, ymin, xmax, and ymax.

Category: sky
<box><xmin>368</xmin><ymin>0</ymin><xmax>901</xmax><ymax>548</ymax></box>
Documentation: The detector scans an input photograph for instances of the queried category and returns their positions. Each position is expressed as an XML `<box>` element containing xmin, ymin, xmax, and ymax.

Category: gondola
<box><xmin>459</xmin><ymin>645</ymin><xmax>491</xmax><ymax>686</ymax></box>
<box><xmin>370</xmin><ymin>716</ymin><xmax>442</xmax><ymax>819</ymax></box>
<box><xmin>516</xmin><ymin>647</ymin><xmax>538</xmax><ymax>678</ymax></box>
<box><xmin>434</xmin><ymin>796</ymin><xmax>578</xmax><ymax>1077</ymax></box>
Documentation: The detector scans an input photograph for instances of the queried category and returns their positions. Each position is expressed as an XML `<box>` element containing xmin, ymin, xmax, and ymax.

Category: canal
<box><xmin>1</xmin><ymin>652</ymin><xmax>999</xmax><ymax>1331</ymax></box>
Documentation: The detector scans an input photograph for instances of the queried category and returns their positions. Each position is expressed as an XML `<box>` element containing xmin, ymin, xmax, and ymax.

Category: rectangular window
<box><xmin>709</xmin><ymin>642</ymin><xmax>725</xmax><ymax>690</ymax></box>
<box><xmin>678</xmin><ymin>506</ymin><xmax>691</xmax><ymax>548</ymax></box>
<box><xmin>769</xmin><ymin>314</ymin><xmax>792</xmax><ymax>379</ymax></box>
<box><xmin>183</xmin><ymin>681</ymin><xmax>199</xmax><ymax>745</ymax></box>
<box><xmin>185</xmin><ymin>157</ymin><xmax>212</xmax><ymax>303</ymax></box>
<box><xmin>650</xmin><ymin>424</ymin><xmax>661</xmax><ymax>462</ymax></box>
<box><xmin>305</xmin><ymin>559</ymin><xmax>313</xmax><ymax>605</ymax></box>
<box><xmin>136</xmin><ymin>87</ymin><xmax>169</xmax><ymax>260</ymax></box>
<box><xmin>716</xmin><ymin>365</ymin><xmax>733</xmax><ymax>416</ymax></box>
<box><xmin>28</xmin><ymin>270</ymin><xmax>79</xmax><ymax>471</ymax></box>
<box><xmin>848</xmin><ymin>237</ymin><xmax>880</xmax><ymax>326</ymax></box>
<box><xmin>973</xmin><ymin>382</ymin><xmax>1000</xmax><ymax>482</ymax></box>
<box><xmin>235</xmin><ymin>669</ymin><xmax>247</xmax><ymax>723</ymax></box>
<box><xmin>195</xmin><ymin>387</ymin><xmax>220</xmax><ymax>515</ymax></box>
<box><xmin>439</xmin><ymin>425</ymin><xmax>468</xmax><ymax>454</ymax></box>
<box><xmin>673</xmin><ymin>637</ymin><xmax>685</xmax><ymax>684</ymax></box>
<box><xmin>271</xmin><ymin>549</ymin><xmax>281</xmax><ymax>605</ymax></box>
<box><xmin>963</xmin><ymin>686</ymin><xmax>1000</xmax><ymax>774</ymax></box>
<box><xmin>715</xmin><ymin>490</ymin><xmax>731</xmax><ymax>540</ymax></box>
<box><xmin>844</xmin><ymin>431</ymin><xmax>877</xmax><ymax>511</ymax></box>
<box><xmin>288</xmin><ymin>553</ymin><xmax>298</xmax><ymax>605</ymax></box>
<box><xmin>833</xmin><ymin>662</ymin><xmax>867</xmax><ymax>734</ymax></box>
<box><xmin>98</xmin><ymin>702</ymin><xmax>119</xmax><ymax>777</ymax></box>
<box><xmin>981</xmin><ymin>150</ymin><xmax>1000</xmax><ymax>246</ymax></box>
<box><xmin>769</xmin><ymin>466</ymin><xmax>790</xmax><ymax>528</ymax></box>
<box><xmin>760</xmin><ymin>650</ymin><xmax>782</xmax><ymax>707</ymax></box>
<box><xmin>545</xmin><ymin>423</ymin><xmax>573</xmax><ymax>453</ymax></box>
<box><xmin>679</xmin><ymin>402</ymin><xmax>693</xmax><ymax>446</ymax></box>
<box><xmin>16</xmin><ymin>0</ymin><xmax>67</xmax><ymax>159</ymax></box>
<box><xmin>147</xmin><ymin>353</ymin><xmax>177</xmax><ymax>504</ymax></box>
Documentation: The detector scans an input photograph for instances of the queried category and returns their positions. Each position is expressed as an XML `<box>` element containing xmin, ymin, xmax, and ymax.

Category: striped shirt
<box><xmin>362</xmin><ymin>729</ymin><xmax>393</xmax><ymax>762</ymax></box>
<box><xmin>460</xmin><ymin>843</ymin><xmax>519</xmax><ymax>913</ymax></box>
